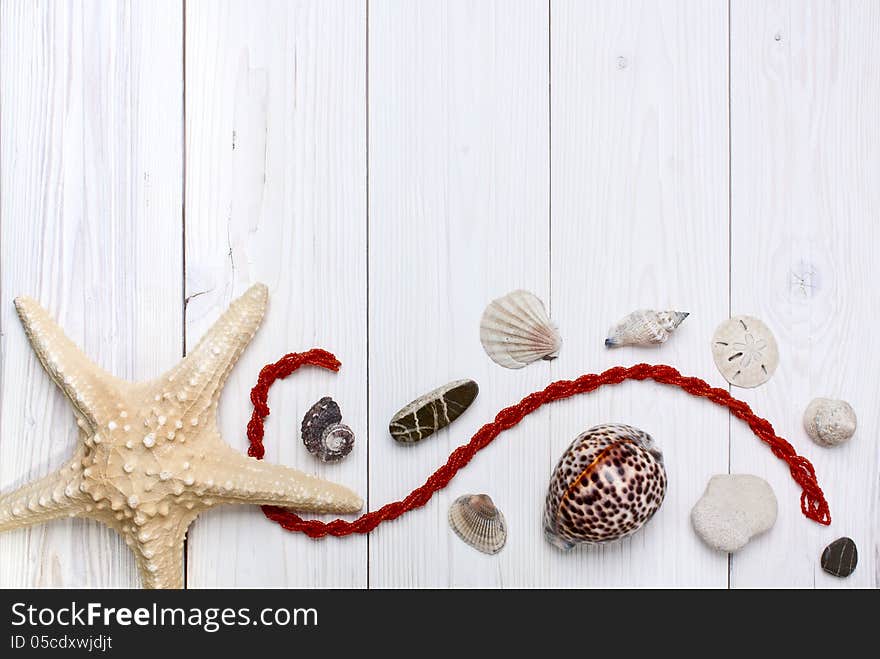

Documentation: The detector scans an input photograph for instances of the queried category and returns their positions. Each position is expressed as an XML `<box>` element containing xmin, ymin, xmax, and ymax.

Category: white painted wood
<box><xmin>368</xmin><ymin>0</ymin><xmax>550</xmax><ymax>587</ymax></box>
<box><xmin>1</xmin><ymin>0</ymin><xmax>877</xmax><ymax>589</ymax></box>
<box><xmin>0</xmin><ymin>0</ymin><xmax>183</xmax><ymax>587</ymax></box>
<box><xmin>549</xmin><ymin>0</ymin><xmax>730</xmax><ymax>586</ymax></box>
<box><xmin>184</xmin><ymin>0</ymin><xmax>368</xmax><ymax>587</ymax></box>
<box><xmin>729</xmin><ymin>0</ymin><xmax>880</xmax><ymax>588</ymax></box>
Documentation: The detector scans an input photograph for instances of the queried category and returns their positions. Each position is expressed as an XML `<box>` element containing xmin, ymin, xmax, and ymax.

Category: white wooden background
<box><xmin>0</xmin><ymin>0</ymin><xmax>877</xmax><ymax>588</ymax></box>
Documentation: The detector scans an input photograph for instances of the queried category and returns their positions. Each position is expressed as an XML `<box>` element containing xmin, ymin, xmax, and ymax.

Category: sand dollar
<box><xmin>711</xmin><ymin>315</ymin><xmax>779</xmax><ymax>388</ymax></box>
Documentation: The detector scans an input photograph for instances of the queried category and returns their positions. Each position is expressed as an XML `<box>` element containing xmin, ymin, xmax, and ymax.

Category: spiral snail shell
<box><xmin>301</xmin><ymin>397</ymin><xmax>355</xmax><ymax>462</ymax></box>
<box><xmin>544</xmin><ymin>424</ymin><xmax>666</xmax><ymax>550</ymax></box>
<box><xmin>605</xmin><ymin>309</ymin><xmax>689</xmax><ymax>348</ymax></box>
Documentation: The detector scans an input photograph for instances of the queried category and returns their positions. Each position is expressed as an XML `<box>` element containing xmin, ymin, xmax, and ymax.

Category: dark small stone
<box><xmin>821</xmin><ymin>537</ymin><xmax>858</xmax><ymax>578</ymax></box>
<box><xmin>389</xmin><ymin>379</ymin><xmax>478</xmax><ymax>444</ymax></box>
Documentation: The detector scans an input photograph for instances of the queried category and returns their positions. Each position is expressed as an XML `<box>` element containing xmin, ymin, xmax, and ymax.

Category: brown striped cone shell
<box><xmin>389</xmin><ymin>379</ymin><xmax>478</xmax><ymax>444</ymax></box>
<box><xmin>301</xmin><ymin>397</ymin><xmax>354</xmax><ymax>462</ymax></box>
<box><xmin>544</xmin><ymin>424</ymin><xmax>667</xmax><ymax>550</ymax></box>
<box><xmin>480</xmin><ymin>290</ymin><xmax>561</xmax><ymax>369</ymax></box>
<box><xmin>448</xmin><ymin>494</ymin><xmax>507</xmax><ymax>555</ymax></box>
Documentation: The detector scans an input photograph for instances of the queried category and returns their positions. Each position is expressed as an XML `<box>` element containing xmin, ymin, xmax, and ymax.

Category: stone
<box><xmin>390</xmin><ymin>379</ymin><xmax>478</xmax><ymax>443</ymax></box>
<box><xmin>803</xmin><ymin>398</ymin><xmax>857</xmax><ymax>447</ymax></box>
<box><xmin>691</xmin><ymin>474</ymin><xmax>777</xmax><ymax>553</ymax></box>
<box><xmin>821</xmin><ymin>537</ymin><xmax>858</xmax><ymax>577</ymax></box>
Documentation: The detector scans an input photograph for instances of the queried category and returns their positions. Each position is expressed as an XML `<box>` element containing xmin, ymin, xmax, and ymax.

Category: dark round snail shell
<box><xmin>301</xmin><ymin>397</ymin><xmax>354</xmax><ymax>462</ymax></box>
<box><xmin>543</xmin><ymin>424</ymin><xmax>666</xmax><ymax>550</ymax></box>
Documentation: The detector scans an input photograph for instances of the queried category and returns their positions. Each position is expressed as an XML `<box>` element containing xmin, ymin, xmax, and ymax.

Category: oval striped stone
<box><xmin>389</xmin><ymin>379</ymin><xmax>478</xmax><ymax>444</ymax></box>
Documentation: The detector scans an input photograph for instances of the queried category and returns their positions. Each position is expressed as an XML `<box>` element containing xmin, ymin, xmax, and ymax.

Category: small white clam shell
<box><xmin>803</xmin><ymin>397</ymin><xmax>857</xmax><ymax>447</ymax></box>
<box><xmin>711</xmin><ymin>315</ymin><xmax>779</xmax><ymax>388</ymax></box>
<box><xmin>448</xmin><ymin>494</ymin><xmax>507</xmax><ymax>555</ymax></box>
<box><xmin>480</xmin><ymin>290</ymin><xmax>561</xmax><ymax>369</ymax></box>
<box><xmin>605</xmin><ymin>310</ymin><xmax>689</xmax><ymax>348</ymax></box>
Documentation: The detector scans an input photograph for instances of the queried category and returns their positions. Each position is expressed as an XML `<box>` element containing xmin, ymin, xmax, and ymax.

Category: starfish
<box><xmin>0</xmin><ymin>284</ymin><xmax>362</xmax><ymax>589</ymax></box>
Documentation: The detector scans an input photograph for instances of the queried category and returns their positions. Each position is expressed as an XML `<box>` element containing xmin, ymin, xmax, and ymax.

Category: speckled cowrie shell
<box><xmin>544</xmin><ymin>424</ymin><xmax>666</xmax><ymax>550</ymax></box>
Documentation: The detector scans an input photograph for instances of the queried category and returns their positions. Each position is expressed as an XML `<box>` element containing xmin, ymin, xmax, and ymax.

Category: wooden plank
<box><xmin>184</xmin><ymin>0</ymin><xmax>367</xmax><ymax>587</ymax></box>
<box><xmin>729</xmin><ymin>0</ymin><xmax>880</xmax><ymax>587</ymax></box>
<box><xmin>3</xmin><ymin>0</ymin><xmax>876</xmax><ymax>591</ymax></box>
<box><xmin>368</xmin><ymin>0</ymin><xmax>550</xmax><ymax>587</ymax></box>
<box><xmin>0</xmin><ymin>0</ymin><xmax>183</xmax><ymax>587</ymax></box>
<box><xmin>549</xmin><ymin>0</ymin><xmax>729</xmax><ymax>586</ymax></box>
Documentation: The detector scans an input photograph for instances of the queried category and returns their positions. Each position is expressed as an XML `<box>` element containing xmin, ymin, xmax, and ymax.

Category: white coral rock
<box><xmin>691</xmin><ymin>474</ymin><xmax>777</xmax><ymax>553</ymax></box>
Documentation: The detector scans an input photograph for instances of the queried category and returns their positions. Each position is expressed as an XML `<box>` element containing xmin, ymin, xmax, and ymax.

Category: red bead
<box><xmin>246</xmin><ymin>351</ymin><xmax>831</xmax><ymax>538</ymax></box>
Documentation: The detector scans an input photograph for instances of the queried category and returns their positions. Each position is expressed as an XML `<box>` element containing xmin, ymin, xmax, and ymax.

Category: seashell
<box><xmin>301</xmin><ymin>397</ymin><xmax>355</xmax><ymax>462</ymax></box>
<box><xmin>544</xmin><ymin>424</ymin><xmax>666</xmax><ymax>550</ymax></box>
<box><xmin>604</xmin><ymin>309</ymin><xmax>689</xmax><ymax>348</ymax></box>
<box><xmin>448</xmin><ymin>494</ymin><xmax>507</xmax><ymax>554</ymax></box>
<box><xmin>480</xmin><ymin>290</ymin><xmax>561</xmax><ymax>369</ymax></box>
<box><xmin>803</xmin><ymin>397</ymin><xmax>857</xmax><ymax>447</ymax></box>
<box><xmin>711</xmin><ymin>315</ymin><xmax>778</xmax><ymax>388</ymax></box>
<box><xmin>390</xmin><ymin>379</ymin><xmax>478</xmax><ymax>444</ymax></box>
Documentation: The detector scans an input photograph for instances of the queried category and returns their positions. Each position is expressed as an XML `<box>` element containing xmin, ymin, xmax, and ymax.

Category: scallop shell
<box><xmin>301</xmin><ymin>397</ymin><xmax>355</xmax><ymax>462</ymax></box>
<box><xmin>448</xmin><ymin>494</ymin><xmax>507</xmax><ymax>555</ymax></box>
<box><xmin>803</xmin><ymin>397</ymin><xmax>857</xmax><ymax>447</ymax></box>
<box><xmin>480</xmin><ymin>290</ymin><xmax>561</xmax><ymax>369</ymax></box>
<box><xmin>604</xmin><ymin>309</ymin><xmax>689</xmax><ymax>348</ymax></box>
<box><xmin>544</xmin><ymin>424</ymin><xmax>666</xmax><ymax>550</ymax></box>
<box><xmin>711</xmin><ymin>315</ymin><xmax>778</xmax><ymax>388</ymax></box>
<box><xmin>389</xmin><ymin>379</ymin><xmax>478</xmax><ymax>444</ymax></box>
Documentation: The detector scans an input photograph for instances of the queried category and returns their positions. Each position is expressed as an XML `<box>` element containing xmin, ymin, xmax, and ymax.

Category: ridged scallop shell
<box><xmin>301</xmin><ymin>397</ymin><xmax>355</xmax><ymax>462</ymax></box>
<box><xmin>544</xmin><ymin>424</ymin><xmax>666</xmax><ymax>550</ymax></box>
<box><xmin>480</xmin><ymin>290</ymin><xmax>561</xmax><ymax>369</ymax></box>
<box><xmin>604</xmin><ymin>310</ymin><xmax>689</xmax><ymax>348</ymax></box>
<box><xmin>448</xmin><ymin>494</ymin><xmax>507</xmax><ymax>554</ymax></box>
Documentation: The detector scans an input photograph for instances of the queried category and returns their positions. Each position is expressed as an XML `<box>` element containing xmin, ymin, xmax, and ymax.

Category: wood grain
<box><xmin>729</xmin><ymin>0</ymin><xmax>880</xmax><ymax>588</ymax></box>
<box><xmin>184</xmin><ymin>0</ymin><xmax>368</xmax><ymax>587</ymax></box>
<box><xmin>1</xmin><ymin>0</ymin><xmax>877</xmax><ymax>588</ymax></box>
<box><xmin>368</xmin><ymin>0</ymin><xmax>550</xmax><ymax>587</ymax></box>
<box><xmin>0</xmin><ymin>0</ymin><xmax>183</xmax><ymax>587</ymax></box>
<box><xmin>549</xmin><ymin>0</ymin><xmax>730</xmax><ymax>587</ymax></box>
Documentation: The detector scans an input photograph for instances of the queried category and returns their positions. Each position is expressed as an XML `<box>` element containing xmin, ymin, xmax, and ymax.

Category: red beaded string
<box><xmin>246</xmin><ymin>348</ymin><xmax>831</xmax><ymax>538</ymax></box>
